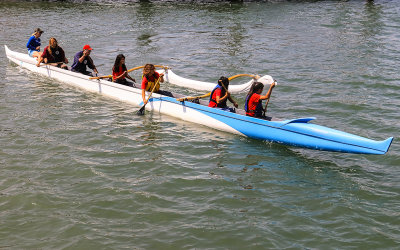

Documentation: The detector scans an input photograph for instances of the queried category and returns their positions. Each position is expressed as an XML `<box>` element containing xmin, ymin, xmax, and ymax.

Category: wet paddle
<box><xmin>262</xmin><ymin>81</ymin><xmax>276</xmax><ymax>117</ymax></box>
<box><xmin>137</xmin><ymin>76</ymin><xmax>161</xmax><ymax>115</ymax></box>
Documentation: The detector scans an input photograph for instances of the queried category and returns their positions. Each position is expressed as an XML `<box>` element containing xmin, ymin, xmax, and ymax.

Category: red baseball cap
<box><xmin>83</xmin><ymin>44</ymin><xmax>93</xmax><ymax>50</ymax></box>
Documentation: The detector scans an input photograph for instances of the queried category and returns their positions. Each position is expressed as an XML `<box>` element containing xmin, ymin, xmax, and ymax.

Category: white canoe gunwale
<box><xmin>5</xmin><ymin>45</ymin><xmax>393</xmax><ymax>154</ymax></box>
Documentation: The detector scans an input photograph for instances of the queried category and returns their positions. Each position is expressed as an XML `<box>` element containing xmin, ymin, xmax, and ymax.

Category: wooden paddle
<box><xmin>137</xmin><ymin>76</ymin><xmax>162</xmax><ymax>115</ymax></box>
<box><xmin>90</xmin><ymin>65</ymin><xmax>167</xmax><ymax>80</ymax></box>
<box><xmin>177</xmin><ymin>92</ymin><xmax>211</xmax><ymax>102</ymax></box>
<box><xmin>220</xmin><ymin>82</ymin><xmax>238</xmax><ymax>108</ymax></box>
<box><xmin>262</xmin><ymin>80</ymin><xmax>276</xmax><ymax>117</ymax></box>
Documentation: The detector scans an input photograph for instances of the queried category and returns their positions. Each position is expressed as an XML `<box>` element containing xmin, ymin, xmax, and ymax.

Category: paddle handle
<box><xmin>142</xmin><ymin>76</ymin><xmax>162</xmax><ymax>106</ymax></box>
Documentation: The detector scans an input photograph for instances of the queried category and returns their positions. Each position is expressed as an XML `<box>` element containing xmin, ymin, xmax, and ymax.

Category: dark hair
<box><xmin>246</xmin><ymin>81</ymin><xmax>264</xmax><ymax>100</ymax></box>
<box><xmin>113</xmin><ymin>54</ymin><xmax>127</xmax><ymax>73</ymax></box>
<box><xmin>218</xmin><ymin>76</ymin><xmax>229</xmax><ymax>86</ymax></box>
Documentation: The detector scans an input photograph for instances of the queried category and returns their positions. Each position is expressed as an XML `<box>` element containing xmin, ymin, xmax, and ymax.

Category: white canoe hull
<box><xmin>5</xmin><ymin>45</ymin><xmax>241</xmax><ymax>136</ymax></box>
<box><xmin>5</xmin><ymin>45</ymin><xmax>392</xmax><ymax>154</ymax></box>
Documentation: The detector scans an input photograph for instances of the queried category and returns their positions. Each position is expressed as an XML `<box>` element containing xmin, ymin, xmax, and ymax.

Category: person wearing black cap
<box><xmin>26</xmin><ymin>28</ymin><xmax>43</xmax><ymax>58</ymax></box>
<box><xmin>71</xmin><ymin>44</ymin><xmax>99</xmax><ymax>76</ymax></box>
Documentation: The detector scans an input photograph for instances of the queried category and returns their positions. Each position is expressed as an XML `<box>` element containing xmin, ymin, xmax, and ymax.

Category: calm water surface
<box><xmin>0</xmin><ymin>0</ymin><xmax>399</xmax><ymax>249</ymax></box>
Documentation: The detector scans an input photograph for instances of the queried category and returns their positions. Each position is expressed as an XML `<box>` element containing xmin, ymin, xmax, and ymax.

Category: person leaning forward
<box><xmin>208</xmin><ymin>76</ymin><xmax>238</xmax><ymax>113</ymax></box>
<box><xmin>71</xmin><ymin>44</ymin><xmax>98</xmax><ymax>76</ymax></box>
<box><xmin>112</xmin><ymin>54</ymin><xmax>136</xmax><ymax>87</ymax></box>
<box><xmin>36</xmin><ymin>37</ymin><xmax>68</xmax><ymax>69</ymax></box>
<box><xmin>141</xmin><ymin>64</ymin><xmax>164</xmax><ymax>104</ymax></box>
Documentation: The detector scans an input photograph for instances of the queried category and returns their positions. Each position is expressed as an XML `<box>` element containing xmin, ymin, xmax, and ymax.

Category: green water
<box><xmin>0</xmin><ymin>0</ymin><xmax>399</xmax><ymax>249</ymax></box>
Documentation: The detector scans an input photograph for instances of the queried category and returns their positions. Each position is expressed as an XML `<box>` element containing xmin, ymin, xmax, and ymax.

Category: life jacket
<box><xmin>143</xmin><ymin>73</ymin><xmax>160</xmax><ymax>92</ymax></box>
<box><xmin>245</xmin><ymin>93</ymin><xmax>263</xmax><ymax>117</ymax></box>
<box><xmin>112</xmin><ymin>65</ymin><xmax>126</xmax><ymax>81</ymax></box>
<box><xmin>209</xmin><ymin>85</ymin><xmax>227</xmax><ymax>108</ymax></box>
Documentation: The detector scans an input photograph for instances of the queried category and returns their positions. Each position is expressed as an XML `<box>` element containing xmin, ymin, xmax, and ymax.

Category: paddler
<box><xmin>244</xmin><ymin>81</ymin><xmax>275</xmax><ymax>118</ymax></box>
<box><xmin>141</xmin><ymin>64</ymin><xmax>164</xmax><ymax>104</ymax></box>
<box><xmin>71</xmin><ymin>44</ymin><xmax>99</xmax><ymax>76</ymax></box>
<box><xmin>208</xmin><ymin>76</ymin><xmax>238</xmax><ymax>112</ymax></box>
<box><xmin>26</xmin><ymin>28</ymin><xmax>43</xmax><ymax>58</ymax></box>
<box><xmin>112</xmin><ymin>54</ymin><xmax>136</xmax><ymax>87</ymax></box>
<box><xmin>36</xmin><ymin>37</ymin><xmax>68</xmax><ymax>69</ymax></box>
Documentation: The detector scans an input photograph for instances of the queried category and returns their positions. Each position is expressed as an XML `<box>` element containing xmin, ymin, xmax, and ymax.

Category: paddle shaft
<box><xmin>178</xmin><ymin>84</ymin><xmax>230</xmax><ymax>103</ymax></box>
<box><xmin>262</xmin><ymin>81</ymin><xmax>276</xmax><ymax>116</ymax></box>
<box><xmin>177</xmin><ymin>92</ymin><xmax>211</xmax><ymax>102</ymax></box>
<box><xmin>262</xmin><ymin>98</ymin><xmax>271</xmax><ymax>117</ymax></box>
<box><xmin>220</xmin><ymin>83</ymin><xmax>237</xmax><ymax>106</ymax></box>
<box><xmin>138</xmin><ymin>76</ymin><xmax>161</xmax><ymax>114</ymax></box>
<box><xmin>90</xmin><ymin>65</ymin><xmax>167</xmax><ymax>80</ymax></box>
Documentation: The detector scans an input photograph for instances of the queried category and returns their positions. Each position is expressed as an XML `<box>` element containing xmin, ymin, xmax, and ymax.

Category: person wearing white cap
<box><xmin>71</xmin><ymin>44</ymin><xmax>98</xmax><ymax>76</ymax></box>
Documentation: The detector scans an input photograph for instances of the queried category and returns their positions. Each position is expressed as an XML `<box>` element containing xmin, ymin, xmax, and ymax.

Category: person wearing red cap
<box><xmin>71</xmin><ymin>44</ymin><xmax>98</xmax><ymax>76</ymax></box>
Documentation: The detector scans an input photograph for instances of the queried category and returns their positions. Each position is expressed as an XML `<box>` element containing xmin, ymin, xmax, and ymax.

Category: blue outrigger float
<box><xmin>5</xmin><ymin>45</ymin><xmax>393</xmax><ymax>154</ymax></box>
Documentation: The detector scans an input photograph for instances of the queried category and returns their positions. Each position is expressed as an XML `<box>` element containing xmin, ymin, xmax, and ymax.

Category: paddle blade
<box><xmin>136</xmin><ymin>105</ymin><xmax>145</xmax><ymax>115</ymax></box>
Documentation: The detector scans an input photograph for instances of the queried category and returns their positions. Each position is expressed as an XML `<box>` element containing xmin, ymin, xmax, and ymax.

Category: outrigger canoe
<box><xmin>5</xmin><ymin>45</ymin><xmax>393</xmax><ymax>154</ymax></box>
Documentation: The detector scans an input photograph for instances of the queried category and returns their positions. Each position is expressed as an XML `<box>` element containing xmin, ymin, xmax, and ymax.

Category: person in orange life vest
<box><xmin>208</xmin><ymin>76</ymin><xmax>238</xmax><ymax>112</ymax></box>
<box><xmin>112</xmin><ymin>54</ymin><xmax>136</xmax><ymax>87</ymax></box>
<box><xmin>36</xmin><ymin>37</ymin><xmax>68</xmax><ymax>69</ymax></box>
<box><xmin>245</xmin><ymin>81</ymin><xmax>276</xmax><ymax>118</ymax></box>
<box><xmin>141</xmin><ymin>64</ymin><xmax>164</xmax><ymax>104</ymax></box>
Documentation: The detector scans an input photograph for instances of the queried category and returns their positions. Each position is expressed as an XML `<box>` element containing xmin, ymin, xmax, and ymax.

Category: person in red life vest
<box><xmin>141</xmin><ymin>64</ymin><xmax>164</xmax><ymax>104</ymax></box>
<box><xmin>112</xmin><ymin>54</ymin><xmax>136</xmax><ymax>87</ymax></box>
<box><xmin>245</xmin><ymin>81</ymin><xmax>276</xmax><ymax>118</ymax></box>
<box><xmin>36</xmin><ymin>37</ymin><xmax>68</xmax><ymax>69</ymax></box>
<box><xmin>208</xmin><ymin>76</ymin><xmax>238</xmax><ymax>112</ymax></box>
